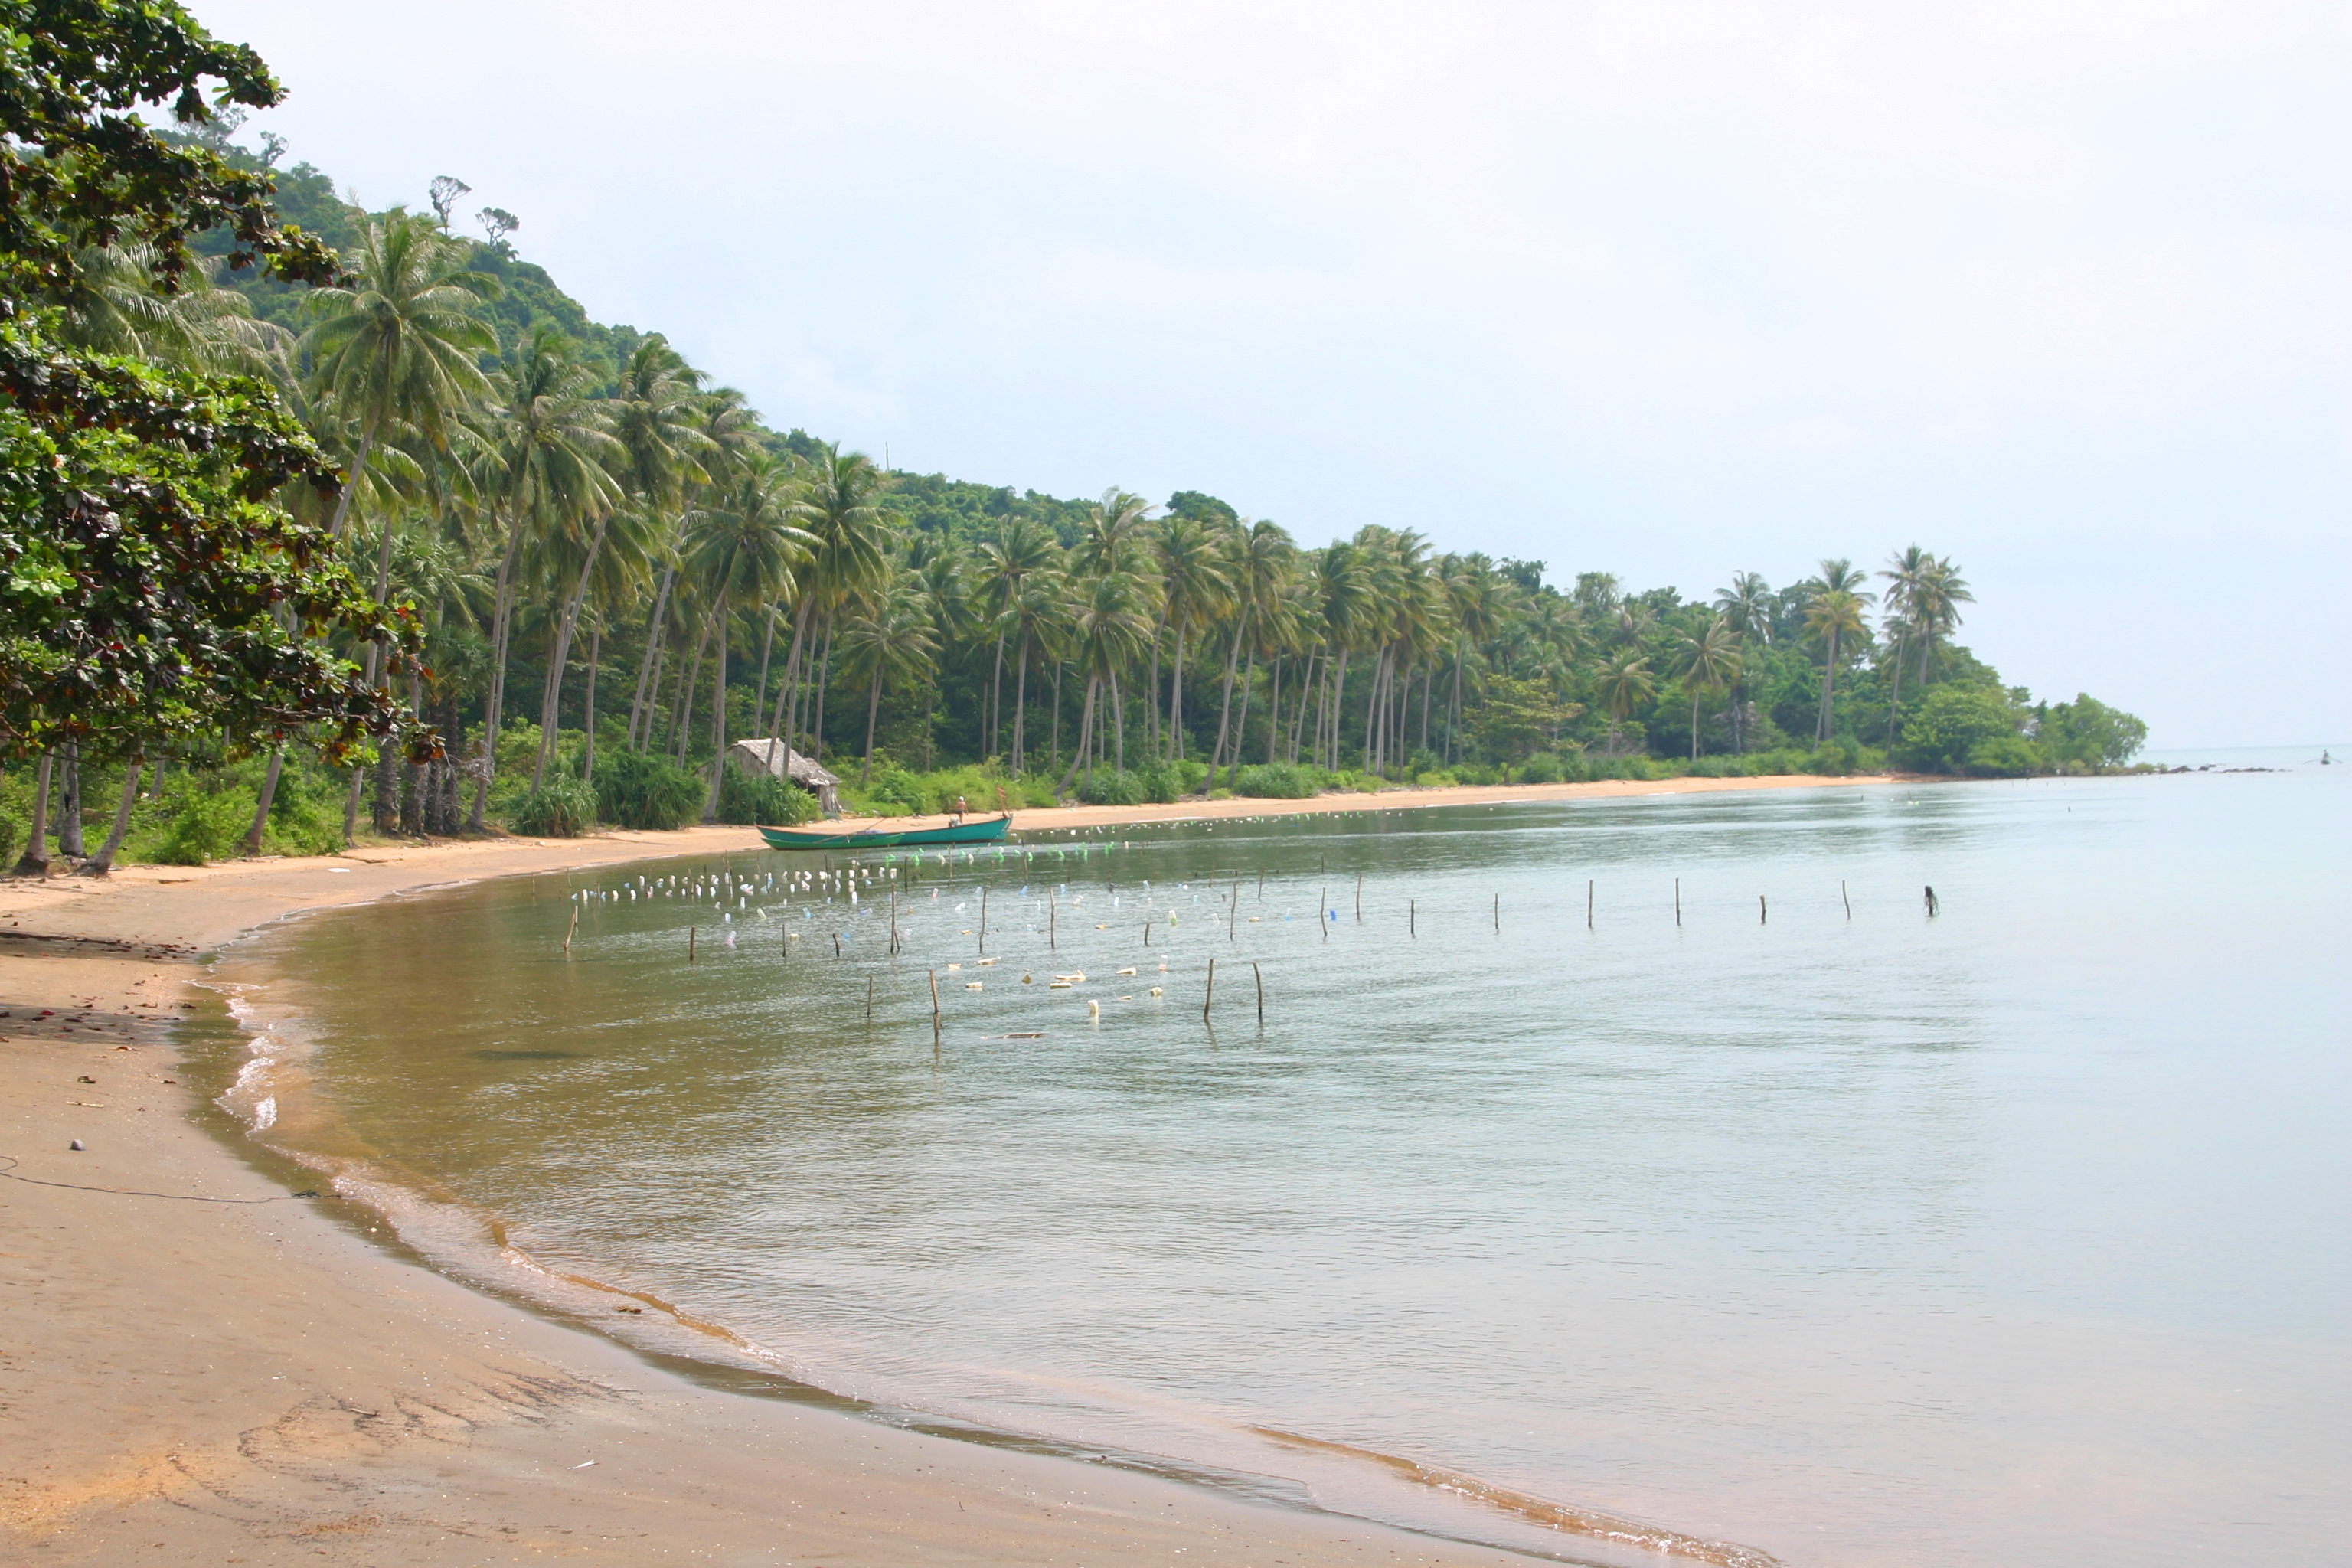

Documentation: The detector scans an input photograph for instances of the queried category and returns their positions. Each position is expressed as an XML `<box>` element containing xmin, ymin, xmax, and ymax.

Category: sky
<box><xmin>200</xmin><ymin>0</ymin><xmax>2350</xmax><ymax>747</ymax></box>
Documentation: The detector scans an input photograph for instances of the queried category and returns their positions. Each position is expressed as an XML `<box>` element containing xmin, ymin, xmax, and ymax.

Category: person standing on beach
<box><xmin>952</xmin><ymin>795</ymin><xmax>969</xmax><ymax>824</ymax></box>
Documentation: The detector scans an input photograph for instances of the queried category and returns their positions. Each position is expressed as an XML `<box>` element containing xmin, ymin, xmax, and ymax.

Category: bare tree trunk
<box><xmin>57</xmin><ymin>746</ymin><xmax>84</xmax><ymax>858</ymax></box>
<box><xmin>78</xmin><ymin>759</ymin><xmax>141</xmax><ymax>876</ymax></box>
<box><xmin>1109</xmin><ymin>673</ymin><xmax>1126</xmax><ymax>772</ymax></box>
<box><xmin>11</xmin><ymin>753</ymin><xmax>53</xmax><ymax>876</ymax></box>
<box><xmin>243</xmin><ymin>750</ymin><xmax>283</xmax><ymax>856</ymax></box>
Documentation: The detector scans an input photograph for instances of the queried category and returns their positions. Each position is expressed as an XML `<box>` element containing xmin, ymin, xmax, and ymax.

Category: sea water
<box><xmin>199</xmin><ymin>760</ymin><xmax>2350</xmax><ymax>1567</ymax></box>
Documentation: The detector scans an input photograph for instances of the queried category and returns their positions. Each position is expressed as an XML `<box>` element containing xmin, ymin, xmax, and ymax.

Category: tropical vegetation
<box><xmin>0</xmin><ymin>2</ymin><xmax>2147</xmax><ymax>871</ymax></box>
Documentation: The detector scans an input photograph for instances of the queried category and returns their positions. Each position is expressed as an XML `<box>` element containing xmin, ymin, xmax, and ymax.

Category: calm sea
<box><xmin>199</xmin><ymin>752</ymin><xmax>2350</xmax><ymax>1567</ymax></box>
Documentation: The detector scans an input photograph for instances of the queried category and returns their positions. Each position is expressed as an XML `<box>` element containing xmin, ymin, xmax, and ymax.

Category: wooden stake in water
<box><xmin>1253</xmin><ymin>960</ymin><xmax>1264</xmax><ymax>1025</ymax></box>
<box><xmin>1258</xmin><ymin>868</ymin><xmax>1266</xmax><ymax>900</ymax></box>
<box><xmin>564</xmin><ymin>903</ymin><xmax>579</xmax><ymax>958</ymax></box>
<box><xmin>1923</xmin><ymin>885</ymin><xmax>1939</xmax><ymax>917</ymax></box>
<box><xmin>1841</xmin><ymin>880</ymin><xmax>1852</xmax><ymax>918</ymax></box>
<box><xmin>1050</xmin><ymin>890</ymin><xmax>1058</xmax><ymax>951</ymax></box>
<box><xmin>1356</xmin><ymin>873</ymin><xmax>1364</xmax><ymax>923</ymax></box>
<box><xmin>1204</xmin><ymin>956</ymin><xmax>1217</xmax><ymax>1022</ymax></box>
<box><xmin>1759</xmin><ymin>894</ymin><xmax>1768</xmax><ymax>924</ymax></box>
<box><xmin>1410</xmin><ymin>898</ymin><xmax>1416</xmax><ymax>938</ymax></box>
<box><xmin>1144</xmin><ymin>920</ymin><xmax>1152</xmax><ymax>946</ymax></box>
<box><xmin>1493</xmin><ymin>893</ymin><xmax>1500</xmax><ymax>934</ymax></box>
<box><xmin>979</xmin><ymin>886</ymin><xmax>988</xmax><ymax>952</ymax></box>
<box><xmin>833</xmin><ymin>931</ymin><xmax>843</xmax><ymax>959</ymax></box>
<box><xmin>1674</xmin><ymin>877</ymin><xmax>1681</xmax><ymax>927</ymax></box>
<box><xmin>1229</xmin><ymin>886</ymin><xmax>1239</xmax><ymax>942</ymax></box>
<box><xmin>1587</xmin><ymin>880</ymin><xmax>1595</xmax><ymax>930</ymax></box>
<box><xmin>889</xmin><ymin>888</ymin><xmax>899</xmax><ymax>956</ymax></box>
<box><xmin>865</xmin><ymin>975</ymin><xmax>874</xmax><ymax>1025</ymax></box>
<box><xmin>688</xmin><ymin>925</ymin><xmax>697</xmax><ymax>962</ymax></box>
<box><xmin>1319</xmin><ymin>886</ymin><xmax>1328</xmax><ymax>942</ymax></box>
<box><xmin>929</xmin><ymin>968</ymin><xmax>942</xmax><ymax>1047</ymax></box>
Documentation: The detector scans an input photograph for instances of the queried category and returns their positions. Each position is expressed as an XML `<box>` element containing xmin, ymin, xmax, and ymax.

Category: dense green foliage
<box><xmin>0</xmin><ymin>7</ymin><xmax>2147</xmax><ymax>870</ymax></box>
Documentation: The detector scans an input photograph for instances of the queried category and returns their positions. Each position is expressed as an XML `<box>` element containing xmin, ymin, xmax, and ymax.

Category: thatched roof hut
<box><xmin>727</xmin><ymin>738</ymin><xmax>841</xmax><ymax>816</ymax></box>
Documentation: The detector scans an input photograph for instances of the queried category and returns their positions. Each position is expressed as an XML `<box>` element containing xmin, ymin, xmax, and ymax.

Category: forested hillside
<box><xmin>2</xmin><ymin>23</ymin><xmax>2145</xmax><ymax>870</ymax></box>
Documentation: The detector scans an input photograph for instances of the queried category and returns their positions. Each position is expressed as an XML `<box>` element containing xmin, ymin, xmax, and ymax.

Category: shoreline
<box><xmin>0</xmin><ymin>774</ymin><xmax>1883</xmax><ymax>1563</ymax></box>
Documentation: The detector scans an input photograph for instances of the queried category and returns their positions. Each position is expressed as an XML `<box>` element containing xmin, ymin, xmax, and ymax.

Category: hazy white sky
<box><xmin>204</xmin><ymin>0</ymin><xmax>2349</xmax><ymax>746</ymax></box>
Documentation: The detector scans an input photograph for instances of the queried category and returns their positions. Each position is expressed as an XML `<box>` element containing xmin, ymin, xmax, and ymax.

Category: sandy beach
<box><xmin>1</xmin><ymin>774</ymin><xmax>1880</xmax><ymax>1564</ymax></box>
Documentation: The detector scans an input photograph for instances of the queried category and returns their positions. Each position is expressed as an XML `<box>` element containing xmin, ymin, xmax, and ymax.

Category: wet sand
<box><xmin>0</xmin><ymin>775</ymin><xmax>1876</xmax><ymax>1564</ymax></box>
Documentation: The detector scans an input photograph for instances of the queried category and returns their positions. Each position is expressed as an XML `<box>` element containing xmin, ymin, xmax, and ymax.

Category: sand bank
<box><xmin>0</xmin><ymin>774</ymin><xmax>1874</xmax><ymax>1563</ymax></box>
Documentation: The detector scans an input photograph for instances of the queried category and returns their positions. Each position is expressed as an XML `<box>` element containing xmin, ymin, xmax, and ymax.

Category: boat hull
<box><xmin>756</xmin><ymin>814</ymin><xmax>1014</xmax><ymax>851</ymax></box>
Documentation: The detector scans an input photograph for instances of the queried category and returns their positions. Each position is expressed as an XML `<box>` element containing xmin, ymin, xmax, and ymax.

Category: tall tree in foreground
<box><xmin>2</xmin><ymin>0</ymin><xmax>426</xmax><ymax>871</ymax></box>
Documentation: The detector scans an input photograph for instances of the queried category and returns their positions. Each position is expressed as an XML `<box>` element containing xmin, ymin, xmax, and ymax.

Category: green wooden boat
<box><xmin>756</xmin><ymin>814</ymin><xmax>1014</xmax><ymax>851</ymax></box>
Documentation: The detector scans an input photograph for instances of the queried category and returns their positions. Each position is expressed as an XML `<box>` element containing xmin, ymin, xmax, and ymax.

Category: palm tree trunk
<box><xmin>1010</xmin><ymin>639</ymin><xmax>1031</xmax><ymax>775</ymax></box>
<box><xmin>57</xmin><ymin>746</ymin><xmax>84</xmax><ymax>858</ymax></box>
<box><xmin>580</xmin><ymin>623</ymin><xmax>603</xmax><ymax>782</ymax></box>
<box><xmin>1691</xmin><ymin>691</ymin><xmax>1702</xmax><ymax>761</ymax></box>
<box><xmin>703</xmin><ymin>593</ymin><xmax>730</xmax><ymax>818</ymax></box>
<box><xmin>77</xmin><ymin>760</ymin><xmax>140</xmax><ymax>876</ymax></box>
<box><xmin>325</xmin><ymin>423</ymin><xmax>376</xmax><ymax>538</ymax></box>
<box><xmin>751</xmin><ymin>608</ymin><xmax>777</xmax><ymax>736</ymax></box>
<box><xmin>1109</xmin><ymin>673</ymin><xmax>1126</xmax><ymax>773</ymax></box>
<box><xmin>11</xmin><ymin>753</ymin><xmax>52</xmax><ymax>876</ymax></box>
<box><xmin>403</xmin><ymin>670</ymin><xmax>427</xmax><ymax>834</ymax></box>
<box><xmin>469</xmin><ymin>521</ymin><xmax>528</xmax><ymax>832</ymax></box>
<box><xmin>672</xmin><ymin>614</ymin><xmax>713</xmax><ymax>763</ymax></box>
<box><xmin>242</xmin><ymin>749</ymin><xmax>283</xmax><ymax>857</ymax></box>
<box><xmin>1816</xmin><ymin>629</ymin><xmax>1839</xmax><ymax>743</ymax></box>
<box><xmin>628</xmin><ymin>564</ymin><xmax>675</xmax><ymax>749</ymax></box>
<box><xmin>535</xmin><ymin>513</ymin><xmax>613</xmax><ymax>787</ymax></box>
<box><xmin>810</xmin><ymin>614</ymin><xmax>835</xmax><ymax>763</ymax></box>
<box><xmin>862</xmin><ymin>663</ymin><xmax>885</xmax><ymax>780</ymax></box>
<box><xmin>1209</xmin><ymin>616</ymin><xmax>1246</xmax><ymax>779</ymax></box>
<box><xmin>1329</xmin><ymin>656</ymin><xmax>1348</xmax><ymax>774</ymax></box>
<box><xmin>772</xmin><ymin>603</ymin><xmax>808</xmax><ymax>746</ymax></box>
<box><xmin>1057</xmin><ymin>676</ymin><xmax>1099</xmax><ymax>794</ymax></box>
<box><xmin>1168</xmin><ymin>624</ymin><xmax>1188</xmax><ymax>763</ymax></box>
<box><xmin>1227</xmin><ymin>647</ymin><xmax>1257</xmax><ymax>792</ymax></box>
<box><xmin>987</xmin><ymin>631</ymin><xmax>1006</xmax><ymax>760</ymax></box>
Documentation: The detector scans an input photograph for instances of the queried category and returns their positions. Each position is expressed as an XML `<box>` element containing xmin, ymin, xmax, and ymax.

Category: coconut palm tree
<box><xmin>1596</xmin><ymin>650</ymin><xmax>1656</xmax><ymax>754</ymax></box>
<box><xmin>1209</xmin><ymin>520</ymin><xmax>1295</xmax><ymax>789</ymax></box>
<box><xmin>972</xmin><ymin>517</ymin><xmax>1062</xmax><ymax>758</ymax></box>
<box><xmin>1803</xmin><ymin>586</ymin><xmax>1871</xmax><ymax>743</ymax></box>
<box><xmin>530</xmin><ymin>336</ymin><xmax>712</xmax><ymax>786</ymax></box>
<box><xmin>680</xmin><ymin>453</ymin><xmax>816</xmax><ymax>812</ymax></box>
<box><xmin>838</xmin><ymin>574</ymin><xmax>941</xmax><ymax>779</ymax></box>
<box><xmin>1908</xmin><ymin>556</ymin><xmax>1975</xmax><ymax>684</ymax></box>
<box><xmin>466</xmin><ymin>325</ymin><xmax>622</xmax><ymax>828</ymax></box>
<box><xmin>1151</xmin><ymin>513</ymin><xmax>1234</xmax><ymax>763</ymax></box>
<box><xmin>1674</xmin><ymin>617</ymin><xmax>1743</xmax><ymax>760</ymax></box>
<box><xmin>1056</xmin><ymin>567</ymin><xmax>1155</xmax><ymax>792</ymax></box>
<box><xmin>781</xmin><ymin>444</ymin><xmax>894</xmax><ymax>763</ymax></box>
<box><xmin>302</xmin><ymin>212</ymin><xmax>497</xmax><ymax>539</ymax></box>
